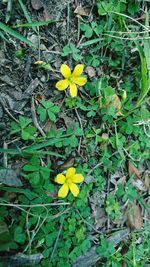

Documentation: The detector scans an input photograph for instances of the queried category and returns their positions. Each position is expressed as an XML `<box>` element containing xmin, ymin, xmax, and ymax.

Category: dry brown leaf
<box><xmin>144</xmin><ymin>171</ymin><xmax>150</xmax><ymax>193</ymax></box>
<box><xmin>89</xmin><ymin>192</ymin><xmax>107</xmax><ymax>229</ymax></box>
<box><xmin>85</xmin><ymin>66</ymin><xmax>96</xmax><ymax>78</ymax></box>
<box><xmin>132</xmin><ymin>179</ymin><xmax>146</xmax><ymax>192</ymax></box>
<box><xmin>74</xmin><ymin>6</ymin><xmax>87</xmax><ymax>16</ymax></box>
<box><xmin>101</xmin><ymin>133</ymin><xmax>109</xmax><ymax>140</ymax></box>
<box><xmin>104</xmin><ymin>93</ymin><xmax>123</xmax><ymax>115</ymax></box>
<box><xmin>59</xmin><ymin>158</ymin><xmax>75</xmax><ymax>172</ymax></box>
<box><xmin>127</xmin><ymin>203</ymin><xmax>143</xmax><ymax>229</ymax></box>
<box><xmin>128</xmin><ymin>161</ymin><xmax>142</xmax><ymax>179</ymax></box>
<box><xmin>110</xmin><ymin>94</ymin><xmax>122</xmax><ymax>113</ymax></box>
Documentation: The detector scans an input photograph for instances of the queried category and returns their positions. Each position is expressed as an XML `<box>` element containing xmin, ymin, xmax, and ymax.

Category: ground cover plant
<box><xmin>0</xmin><ymin>0</ymin><xmax>150</xmax><ymax>266</ymax></box>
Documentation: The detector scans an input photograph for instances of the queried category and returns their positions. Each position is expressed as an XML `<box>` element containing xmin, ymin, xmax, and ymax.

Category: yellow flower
<box><xmin>55</xmin><ymin>64</ymin><xmax>87</xmax><ymax>97</ymax></box>
<box><xmin>55</xmin><ymin>167</ymin><xmax>84</xmax><ymax>198</ymax></box>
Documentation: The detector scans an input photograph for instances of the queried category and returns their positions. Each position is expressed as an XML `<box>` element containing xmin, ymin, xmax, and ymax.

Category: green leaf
<box><xmin>37</xmin><ymin>106</ymin><xmax>47</xmax><ymax>122</ymax></box>
<box><xmin>14</xmin><ymin>226</ymin><xmax>26</xmax><ymax>244</ymax></box>
<box><xmin>23</xmin><ymin>164</ymin><xmax>39</xmax><ymax>172</ymax></box>
<box><xmin>80</xmin><ymin>24</ymin><xmax>93</xmax><ymax>38</ymax></box>
<box><xmin>21</xmin><ymin>130</ymin><xmax>30</xmax><ymax>140</ymax></box>
<box><xmin>46</xmin><ymin>232</ymin><xmax>57</xmax><ymax>247</ymax></box>
<box><xmin>0</xmin><ymin>22</ymin><xmax>34</xmax><ymax>47</ymax></box>
<box><xmin>48</xmin><ymin>110</ymin><xmax>56</xmax><ymax>122</ymax></box>
<box><xmin>29</xmin><ymin>172</ymin><xmax>40</xmax><ymax>185</ymax></box>
<box><xmin>19</xmin><ymin>116</ymin><xmax>31</xmax><ymax>128</ymax></box>
<box><xmin>50</xmin><ymin>105</ymin><xmax>60</xmax><ymax>113</ymax></box>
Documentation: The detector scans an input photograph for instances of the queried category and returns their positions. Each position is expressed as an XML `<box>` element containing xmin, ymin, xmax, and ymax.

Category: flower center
<box><xmin>68</xmin><ymin>75</ymin><xmax>74</xmax><ymax>83</ymax></box>
<box><xmin>66</xmin><ymin>178</ymin><xmax>72</xmax><ymax>185</ymax></box>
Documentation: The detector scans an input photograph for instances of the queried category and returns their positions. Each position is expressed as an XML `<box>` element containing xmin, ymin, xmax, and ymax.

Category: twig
<box><xmin>123</xmin><ymin>148</ymin><xmax>141</xmax><ymax>162</ymax></box>
<box><xmin>67</xmin><ymin>3</ymin><xmax>70</xmax><ymax>33</ymax></box>
<box><xmin>106</xmin><ymin>175</ymin><xmax>110</xmax><ymax>230</ymax></box>
<box><xmin>76</xmin><ymin>210</ymin><xmax>101</xmax><ymax>234</ymax></box>
<box><xmin>3</xmin><ymin>141</ymin><xmax>8</xmax><ymax>168</ymax></box>
<box><xmin>74</xmin><ymin>108</ymin><xmax>85</xmax><ymax>137</ymax></box>
<box><xmin>87</xmin><ymin>152</ymin><xmax>118</xmax><ymax>176</ymax></box>
<box><xmin>106</xmin><ymin>30</ymin><xmax>150</xmax><ymax>34</ymax></box>
<box><xmin>50</xmin><ymin>216</ymin><xmax>64</xmax><ymax>262</ymax></box>
<box><xmin>31</xmin><ymin>97</ymin><xmax>46</xmax><ymax>137</ymax></box>
<box><xmin>102</xmin><ymin>33</ymin><xmax>150</xmax><ymax>40</ymax></box>
<box><xmin>23</xmin><ymin>206</ymin><xmax>48</xmax><ymax>253</ymax></box>
<box><xmin>0</xmin><ymin>202</ymin><xmax>70</xmax><ymax>208</ymax></box>
<box><xmin>110</xmin><ymin>11</ymin><xmax>150</xmax><ymax>31</ymax></box>
<box><xmin>0</xmin><ymin>98</ymin><xmax>19</xmax><ymax>122</ymax></box>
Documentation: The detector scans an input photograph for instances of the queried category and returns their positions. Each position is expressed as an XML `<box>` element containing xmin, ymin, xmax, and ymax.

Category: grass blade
<box><xmin>0</xmin><ymin>187</ymin><xmax>39</xmax><ymax>198</ymax></box>
<box><xmin>17</xmin><ymin>0</ymin><xmax>32</xmax><ymax>24</ymax></box>
<box><xmin>79</xmin><ymin>37</ymin><xmax>103</xmax><ymax>47</ymax></box>
<box><xmin>13</xmin><ymin>20</ymin><xmax>55</xmax><ymax>28</ymax></box>
<box><xmin>0</xmin><ymin>22</ymin><xmax>34</xmax><ymax>46</ymax></box>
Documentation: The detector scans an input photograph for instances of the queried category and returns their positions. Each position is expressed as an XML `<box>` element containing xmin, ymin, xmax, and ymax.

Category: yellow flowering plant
<box><xmin>55</xmin><ymin>167</ymin><xmax>84</xmax><ymax>198</ymax></box>
<box><xmin>55</xmin><ymin>64</ymin><xmax>87</xmax><ymax>97</ymax></box>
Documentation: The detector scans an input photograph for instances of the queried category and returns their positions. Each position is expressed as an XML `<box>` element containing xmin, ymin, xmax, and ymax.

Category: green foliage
<box><xmin>37</xmin><ymin>99</ymin><xmax>60</xmax><ymax>122</ymax></box>
<box><xmin>106</xmin><ymin>193</ymin><xmax>122</xmax><ymax>221</ymax></box>
<box><xmin>22</xmin><ymin>155</ymin><xmax>51</xmax><ymax>187</ymax></box>
<box><xmin>11</xmin><ymin>116</ymin><xmax>37</xmax><ymax>140</ymax></box>
<box><xmin>62</xmin><ymin>42</ymin><xmax>82</xmax><ymax>61</ymax></box>
<box><xmin>0</xmin><ymin>1</ymin><xmax>150</xmax><ymax>266</ymax></box>
<box><xmin>97</xmin><ymin>235</ymin><xmax>115</xmax><ymax>258</ymax></box>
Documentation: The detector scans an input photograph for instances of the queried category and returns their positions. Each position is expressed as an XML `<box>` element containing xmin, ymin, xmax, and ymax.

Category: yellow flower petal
<box><xmin>55</xmin><ymin>174</ymin><xmax>66</xmax><ymax>184</ymax></box>
<box><xmin>58</xmin><ymin>183</ymin><xmax>69</xmax><ymax>198</ymax></box>
<box><xmin>72</xmin><ymin>64</ymin><xmax>84</xmax><ymax>77</ymax></box>
<box><xmin>72</xmin><ymin>174</ymin><xmax>84</xmax><ymax>183</ymax></box>
<box><xmin>69</xmin><ymin>183</ymin><xmax>79</xmax><ymax>197</ymax></box>
<box><xmin>55</xmin><ymin>79</ymin><xmax>69</xmax><ymax>91</ymax></box>
<box><xmin>60</xmin><ymin>64</ymin><xmax>71</xmax><ymax>78</ymax></box>
<box><xmin>66</xmin><ymin>167</ymin><xmax>76</xmax><ymax>179</ymax></box>
<box><xmin>70</xmin><ymin>83</ymin><xmax>77</xmax><ymax>97</ymax></box>
<box><xmin>34</xmin><ymin>60</ymin><xmax>45</xmax><ymax>65</ymax></box>
<box><xmin>72</xmin><ymin>77</ymin><xmax>87</xmax><ymax>86</ymax></box>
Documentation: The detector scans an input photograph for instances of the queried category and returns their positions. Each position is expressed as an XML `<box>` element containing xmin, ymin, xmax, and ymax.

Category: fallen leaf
<box><xmin>112</xmin><ymin>94</ymin><xmax>122</xmax><ymax>112</ymax></box>
<box><xmin>85</xmin><ymin>66</ymin><xmax>96</xmax><ymax>78</ymax></box>
<box><xmin>101</xmin><ymin>133</ymin><xmax>109</xmax><ymax>140</ymax></box>
<box><xmin>0</xmin><ymin>169</ymin><xmax>22</xmax><ymax>187</ymax></box>
<box><xmin>60</xmin><ymin>113</ymin><xmax>75</xmax><ymax>129</ymax></box>
<box><xmin>43</xmin><ymin>7</ymin><xmax>52</xmax><ymax>21</ymax></box>
<box><xmin>127</xmin><ymin>203</ymin><xmax>143</xmax><ymax>229</ymax></box>
<box><xmin>85</xmin><ymin>175</ymin><xmax>95</xmax><ymax>184</ymax></box>
<box><xmin>144</xmin><ymin>170</ymin><xmax>150</xmax><ymax>193</ymax></box>
<box><xmin>31</xmin><ymin>0</ymin><xmax>44</xmax><ymax>10</ymax></box>
<box><xmin>89</xmin><ymin>192</ymin><xmax>107</xmax><ymax>229</ymax></box>
<box><xmin>128</xmin><ymin>161</ymin><xmax>142</xmax><ymax>179</ymax></box>
<box><xmin>91</xmin><ymin>207</ymin><xmax>107</xmax><ymax>229</ymax></box>
<box><xmin>74</xmin><ymin>6</ymin><xmax>88</xmax><ymax>16</ymax></box>
<box><xmin>104</xmin><ymin>93</ymin><xmax>123</xmax><ymax>115</ymax></box>
<box><xmin>59</xmin><ymin>158</ymin><xmax>75</xmax><ymax>172</ymax></box>
<box><xmin>132</xmin><ymin>179</ymin><xmax>146</xmax><ymax>192</ymax></box>
<box><xmin>35</xmin><ymin>94</ymin><xmax>45</xmax><ymax>101</ymax></box>
<box><xmin>6</xmin><ymin>253</ymin><xmax>43</xmax><ymax>266</ymax></box>
<box><xmin>146</xmin><ymin>197</ymin><xmax>150</xmax><ymax>225</ymax></box>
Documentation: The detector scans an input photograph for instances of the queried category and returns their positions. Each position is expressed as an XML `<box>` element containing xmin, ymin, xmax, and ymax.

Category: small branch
<box><xmin>3</xmin><ymin>141</ymin><xmax>8</xmax><ymax>168</ymax></box>
<box><xmin>50</xmin><ymin>217</ymin><xmax>64</xmax><ymax>262</ymax></box>
<box><xmin>31</xmin><ymin>96</ymin><xmax>46</xmax><ymax>137</ymax></box>
<box><xmin>0</xmin><ymin>98</ymin><xmax>19</xmax><ymax>122</ymax></box>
